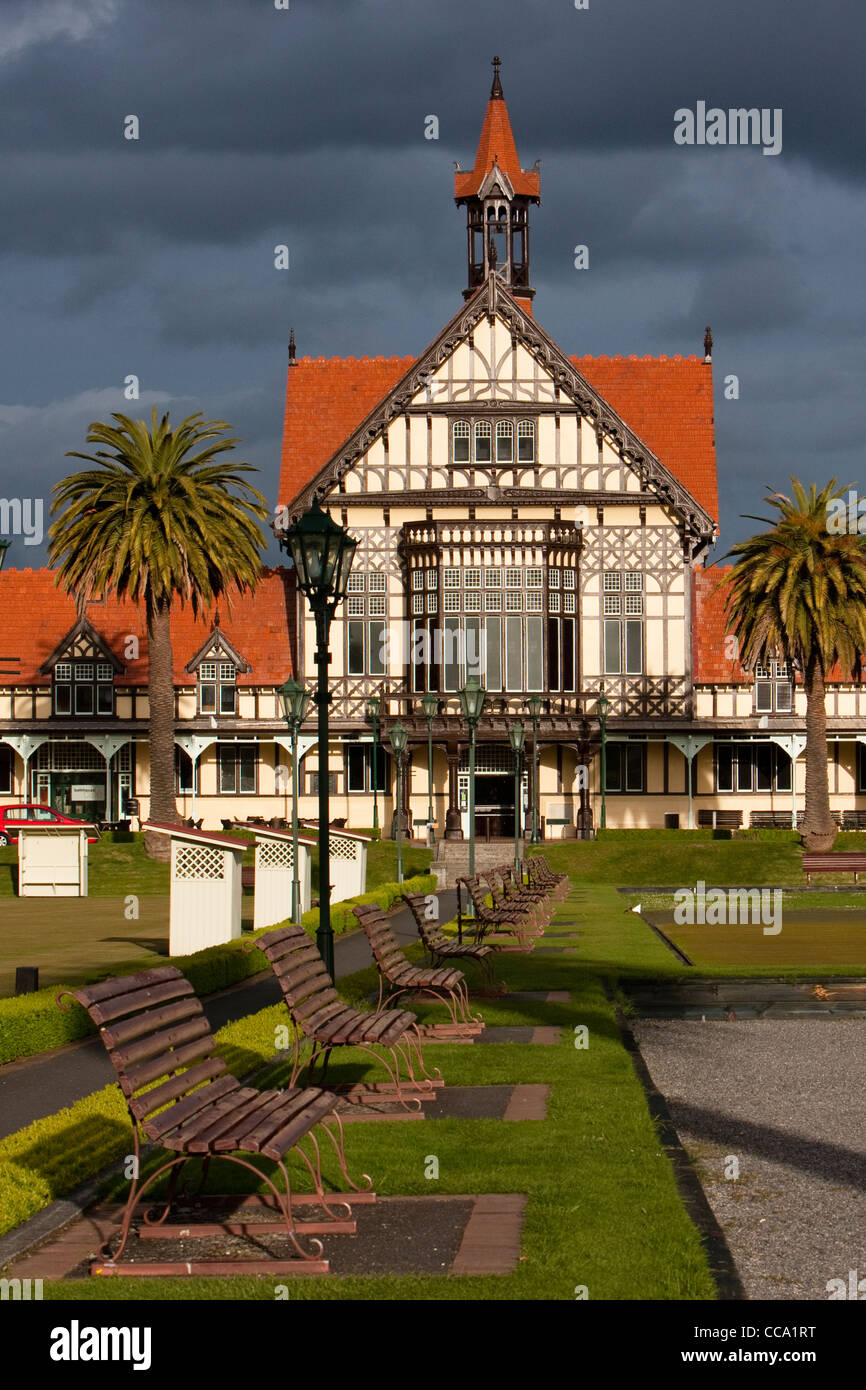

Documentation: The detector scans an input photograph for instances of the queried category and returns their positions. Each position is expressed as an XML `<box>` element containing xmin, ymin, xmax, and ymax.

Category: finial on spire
<box><xmin>288</xmin><ymin>327</ymin><xmax>297</xmax><ymax>365</ymax></box>
<box><xmin>491</xmin><ymin>55</ymin><xmax>503</xmax><ymax>99</ymax></box>
<box><xmin>703</xmin><ymin>325</ymin><xmax>713</xmax><ymax>362</ymax></box>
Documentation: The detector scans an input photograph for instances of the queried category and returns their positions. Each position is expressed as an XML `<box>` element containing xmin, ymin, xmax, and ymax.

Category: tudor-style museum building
<box><xmin>2</xmin><ymin>61</ymin><xmax>866</xmax><ymax>837</ymax></box>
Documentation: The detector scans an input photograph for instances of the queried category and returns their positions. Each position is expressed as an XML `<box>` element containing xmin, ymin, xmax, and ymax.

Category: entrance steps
<box><xmin>432</xmin><ymin>838</ymin><xmax>520</xmax><ymax>890</ymax></box>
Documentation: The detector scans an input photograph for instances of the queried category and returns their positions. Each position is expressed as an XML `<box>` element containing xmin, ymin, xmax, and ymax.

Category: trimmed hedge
<box><xmin>0</xmin><ymin>873</ymin><xmax>437</xmax><ymax>1067</ymax></box>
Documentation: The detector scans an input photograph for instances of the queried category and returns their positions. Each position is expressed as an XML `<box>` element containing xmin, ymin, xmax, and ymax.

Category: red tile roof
<box><xmin>454</xmin><ymin>91</ymin><xmax>540</xmax><ymax>201</ymax></box>
<box><xmin>277</xmin><ymin>353</ymin><xmax>718</xmax><ymax>523</ymax></box>
<box><xmin>572</xmin><ymin>356</ymin><xmax>718</xmax><ymax>522</ymax></box>
<box><xmin>693</xmin><ymin>566</ymin><xmax>749</xmax><ymax>684</ymax></box>
<box><xmin>0</xmin><ymin>567</ymin><xmax>295</xmax><ymax>686</ymax></box>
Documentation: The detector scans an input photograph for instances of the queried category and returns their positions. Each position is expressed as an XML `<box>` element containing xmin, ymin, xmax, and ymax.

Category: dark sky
<box><xmin>0</xmin><ymin>0</ymin><xmax>863</xmax><ymax>570</ymax></box>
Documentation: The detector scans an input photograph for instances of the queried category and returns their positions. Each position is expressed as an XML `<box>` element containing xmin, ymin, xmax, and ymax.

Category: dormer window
<box><xmin>53</xmin><ymin>660</ymin><xmax>114</xmax><ymax>716</ymax></box>
<box><xmin>199</xmin><ymin>661</ymin><xmax>237</xmax><ymax>715</ymax></box>
<box><xmin>754</xmin><ymin>660</ymin><xmax>793</xmax><ymax>714</ymax></box>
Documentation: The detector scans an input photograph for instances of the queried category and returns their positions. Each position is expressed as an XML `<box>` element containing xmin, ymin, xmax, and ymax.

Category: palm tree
<box><xmin>49</xmin><ymin>410</ymin><xmax>269</xmax><ymax>859</ymax></box>
<box><xmin>720</xmin><ymin>478</ymin><xmax>866</xmax><ymax>850</ymax></box>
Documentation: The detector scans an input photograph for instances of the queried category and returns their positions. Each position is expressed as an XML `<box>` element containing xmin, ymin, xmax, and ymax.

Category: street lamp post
<box><xmin>459</xmin><ymin>677</ymin><xmax>486</xmax><ymax>880</ymax></box>
<box><xmin>527</xmin><ymin>694</ymin><xmax>542</xmax><ymax>844</ymax></box>
<box><xmin>389</xmin><ymin>722</ymin><xmax>408</xmax><ymax>883</ymax></box>
<box><xmin>508</xmin><ymin>721</ymin><xmax>525</xmax><ymax>877</ymax></box>
<box><xmin>422</xmin><ymin>691</ymin><xmax>438</xmax><ymax>845</ymax></box>
<box><xmin>597</xmin><ymin>694</ymin><xmax>610</xmax><ymax>832</ymax></box>
<box><xmin>286</xmin><ymin>499</ymin><xmax>357</xmax><ymax>979</ymax></box>
<box><xmin>366</xmin><ymin>695</ymin><xmax>381</xmax><ymax>835</ymax></box>
<box><xmin>277</xmin><ymin>677</ymin><xmax>313</xmax><ymax>924</ymax></box>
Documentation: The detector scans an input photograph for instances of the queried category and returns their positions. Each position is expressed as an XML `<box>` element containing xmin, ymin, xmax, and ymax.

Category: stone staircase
<box><xmin>432</xmin><ymin>838</ymin><xmax>523</xmax><ymax>889</ymax></box>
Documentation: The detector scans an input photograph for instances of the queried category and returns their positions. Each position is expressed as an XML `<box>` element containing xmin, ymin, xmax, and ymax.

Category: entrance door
<box><xmin>52</xmin><ymin>772</ymin><xmax>107</xmax><ymax>820</ymax></box>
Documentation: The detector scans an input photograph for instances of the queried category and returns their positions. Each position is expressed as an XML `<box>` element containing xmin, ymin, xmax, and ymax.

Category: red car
<box><xmin>0</xmin><ymin>804</ymin><xmax>100</xmax><ymax>846</ymax></box>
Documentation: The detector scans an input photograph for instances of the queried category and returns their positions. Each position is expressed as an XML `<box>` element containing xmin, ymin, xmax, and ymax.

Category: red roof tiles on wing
<box><xmin>572</xmin><ymin>355</ymin><xmax>718</xmax><ymax>522</ymax></box>
<box><xmin>693</xmin><ymin>566</ymin><xmax>749</xmax><ymax>684</ymax></box>
<box><xmin>0</xmin><ymin>567</ymin><xmax>295</xmax><ymax>686</ymax></box>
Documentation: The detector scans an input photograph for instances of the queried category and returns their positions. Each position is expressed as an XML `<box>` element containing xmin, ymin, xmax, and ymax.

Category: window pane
<box><xmin>755</xmin><ymin>680</ymin><xmax>773</xmax><ymax>713</ymax></box>
<box><xmin>474</xmin><ymin>422</ymin><xmax>492</xmax><ymax>462</ymax></box>
<box><xmin>604</xmin><ymin>620</ymin><xmax>621</xmax><ymax>674</ymax></box>
<box><xmin>625</xmin><ymin>744</ymin><xmax>644</xmax><ymax>792</ymax></box>
<box><xmin>485</xmin><ymin>617</ymin><xmax>502</xmax><ymax>691</ymax></box>
<box><xmin>496</xmin><ymin>421</ymin><xmax>513</xmax><ymax>462</ymax></box>
<box><xmin>717</xmin><ymin>744</ymin><xmax>734</xmax><ymax>792</ymax></box>
<box><xmin>526</xmin><ymin>616</ymin><xmax>543</xmax><ymax>691</ymax></box>
<box><xmin>443</xmin><ymin>617</ymin><xmax>461</xmax><ymax>691</ymax></box>
<box><xmin>97</xmin><ymin>685</ymin><xmax>114</xmax><ymax>714</ymax></box>
<box><xmin>218</xmin><ymin>747</ymin><xmax>236</xmax><ymax>794</ymax></box>
<box><xmin>75</xmin><ymin>685</ymin><xmax>94</xmax><ymax>714</ymax></box>
<box><xmin>548</xmin><ymin>619</ymin><xmax>560</xmax><ymax>691</ymax></box>
<box><xmin>625</xmin><ymin>621</ymin><xmax>642</xmax><ymax>674</ymax></box>
<box><xmin>736</xmin><ymin>745</ymin><xmax>753</xmax><ymax>792</ymax></box>
<box><xmin>517</xmin><ymin>421</ymin><xmax>535</xmax><ymax>462</ymax></box>
<box><xmin>562</xmin><ymin>619</ymin><xmax>575</xmax><ymax>693</ymax></box>
<box><xmin>55</xmin><ymin>685</ymin><xmax>71</xmax><ymax>715</ymax></box>
<box><xmin>200</xmin><ymin>684</ymin><xmax>216</xmax><ymax>713</ymax></box>
<box><xmin>775</xmin><ymin>682</ymin><xmax>793</xmax><ymax>713</ymax></box>
<box><xmin>755</xmin><ymin>743</ymin><xmax>773</xmax><ymax>791</ymax></box>
<box><xmin>369</xmin><ymin>621</ymin><xmax>386</xmax><ymax>677</ymax></box>
<box><xmin>239</xmin><ymin>747</ymin><xmax>257</xmax><ymax>793</ymax></box>
<box><xmin>372</xmin><ymin>746</ymin><xmax>388</xmax><ymax>792</ymax></box>
<box><xmin>775</xmin><ymin>748</ymin><xmax>792</xmax><ymax>791</ymax></box>
<box><xmin>605</xmin><ymin>744</ymin><xmax>622</xmax><ymax>791</ymax></box>
<box><xmin>220</xmin><ymin>684</ymin><xmax>236</xmax><ymax>714</ymax></box>
<box><xmin>348</xmin><ymin>621</ymin><xmax>365</xmax><ymax>676</ymax></box>
<box><xmin>347</xmin><ymin>746</ymin><xmax>366</xmax><ymax>792</ymax></box>
<box><xmin>0</xmin><ymin>745</ymin><xmax>12</xmax><ymax>794</ymax></box>
<box><xmin>452</xmin><ymin>422</ymin><xmax>470</xmax><ymax>462</ymax></box>
<box><xmin>465</xmin><ymin>617</ymin><xmax>482</xmax><ymax>680</ymax></box>
<box><xmin>505</xmin><ymin>616</ymin><xmax>523</xmax><ymax>691</ymax></box>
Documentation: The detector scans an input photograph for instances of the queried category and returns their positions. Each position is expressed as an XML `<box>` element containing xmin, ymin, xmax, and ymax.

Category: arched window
<box><xmin>452</xmin><ymin>420</ymin><xmax>470</xmax><ymax>463</ymax></box>
<box><xmin>474</xmin><ymin>420</ymin><xmax>492</xmax><ymax>463</ymax></box>
<box><xmin>496</xmin><ymin>420</ymin><xmax>513</xmax><ymax>463</ymax></box>
<box><xmin>517</xmin><ymin>421</ymin><xmax>535</xmax><ymax>462</ymax></box>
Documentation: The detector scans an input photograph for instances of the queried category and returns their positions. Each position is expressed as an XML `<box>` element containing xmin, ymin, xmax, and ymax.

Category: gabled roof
<box><xmin>38</xmin><ymin>617</ymin><xmax>126</xmax><ymax>675</ymax></box>
<box><xmin>277</xmin><ymin>278</ymin><xmax>718</xmax><ymax>533</ymax></box>
<box><xmin>0</xmin><ymin>568</ymin><xmax>296</xmax><ymax>686</ymax></box>
<box><xmin>454</xmin><ymin>66</ymin><xmax>540</xmax><ymax>202</ymax></box>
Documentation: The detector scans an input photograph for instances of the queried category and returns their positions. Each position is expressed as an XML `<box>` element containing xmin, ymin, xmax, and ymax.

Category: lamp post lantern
<box><xmin>421</xmin><ymin>691</ymin><xmax>438</xmax><ymax>845</ymax></box>
<box><xmin>459</xmin><ymin>677</ymin><xmax>486</xmax><ymax>880</ymax></box>
<box><xmin>389</xmin><ymin>722</ymin><xmax>408</xmax><ymax>883</ymax></box>
<box><xmin>527</xmin><ymin>693</ymin><xmax>542</xmax><ymax>845</ymax></box>
<box><xmin>366</xmin><ymin>695</ymin><xmax>381</xmax><ymax>834</ymax></box>
<box><xmin>277</xmin><ymin>677</ymin><xmax>313</xmax><ymax>924</ymax></box>
<box><xmin>285</xmin><ymin>499</ymin><xmax>358</xmax><ymax>979</ymax></box>
<box><xmin>597</xmin><ymin>693</ymin><xmax>610</xmax><ymax>831</ymax></box>
<box><xmin>508</xmin><ymin>721</ymin><xmax>525</xmax><ymax>877</ymax></box>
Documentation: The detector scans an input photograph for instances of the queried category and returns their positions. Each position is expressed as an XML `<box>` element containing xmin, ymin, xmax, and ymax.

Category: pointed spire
<box><xmin>491</xmin><ymin>55</ymin><xmax>503</xmax><ymax>99</ymax></box>
<box><xmin>288</xmin><ymin>327</ymin><xmax>297</xmax><ymax>366</ymax></box>
<box><xmin>455</xmin><ymin>58</ymin><xmax>540</xmax><ymax>201</ymax></box>
<box><xmin>704</xmin><ymin>325</ymin><xmax>713</xmax><ymax>362</ymax></box>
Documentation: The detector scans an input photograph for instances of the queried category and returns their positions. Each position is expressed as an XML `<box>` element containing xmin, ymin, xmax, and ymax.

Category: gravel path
<box><xmin>632</xmin><ymin>1018</ymin><xmax>866</xmax><ymax>1301</ymax></box>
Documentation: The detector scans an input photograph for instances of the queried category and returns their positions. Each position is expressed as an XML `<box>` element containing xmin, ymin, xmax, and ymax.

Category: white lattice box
<box><xmin>253</xmin><ymin>831</ymin><xmax>314</xmax><ymax>930</ymax></box>
<box><xmin>329</xmin><ymin>830</ymin><xmax>370</xmax><ymax>905</ymax></box>
<box><xmin>145</xmin><ymin>824</ymin><xmax>247</xmax><ymax>956</ymax></box>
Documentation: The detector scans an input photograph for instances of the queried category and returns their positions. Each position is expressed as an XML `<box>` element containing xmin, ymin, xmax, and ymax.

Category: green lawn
<box><xmin>32</xmin><ymin>891</ymin><xmax>716</xmax><ymax>1301</ymax></box>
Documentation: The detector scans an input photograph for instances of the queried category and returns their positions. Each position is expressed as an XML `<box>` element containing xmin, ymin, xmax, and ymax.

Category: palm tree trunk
<box><xmin>801</xmin><ymin>659</ymin><xmax>836</xmax><ymax>851</ymax></box>
<box><xmin>145</xmin><ymin>601</ymin><xmax>179</xmax><ymax>861</ymax></box>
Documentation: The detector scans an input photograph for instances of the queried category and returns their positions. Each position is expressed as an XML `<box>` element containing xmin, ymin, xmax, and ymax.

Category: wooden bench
<box><xmin>402</xmin><ymin>891</ymin><xmax>503</xmax><ymax>995</ymax></box>
<box><xmin>456</xmin><ymin>876</ymin><xmax>538</xmax><ymax>952</ymax></box>
<box><xmin>352</xmin><ymin>903</ymin><xmax>483</xmax><ymax>1037</ymax></box>
<box><xmin>526</xmin><ymin>854</ymin><xmax>570</xmax><ymax>900</ymax></box>
<box><xmin>256</xmin><ymin>924</ymin><xmax>442</xmax><ymax>1109</ymax></box>
<box><xmin>697</xmin><ymin>809</ymin><xmax>742</xmax><ymax>830</ymax></box>
<box><xmin>842</xmin><ymin>811</ymin><xmax>866</xmax><ymax>831</ymax></box>
<box><xmin>802</xmin><ymin>852</ymin><xmax>866</xmax><ymax>884</ymax></box>
<box><xmin>750</xmin><ymin>811</ymin><xmax>795</xmax><ymax>829</ymax></box>
<box><xmin>483</xmin><ymin>865</ymin><xmax>551</xmax><ymax>932</ymax></box>
<box><xmin>57</xmin><ymin>966</ymin><xmax>370</xmax><ymax>1277</ymax></box>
